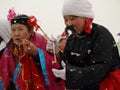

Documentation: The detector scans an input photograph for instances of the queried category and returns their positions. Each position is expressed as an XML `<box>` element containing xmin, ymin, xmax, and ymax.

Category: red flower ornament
<box><xmin>27</xmin><ymin>16</ymin><xmax>40</xmax><ymax>31</ymax></box>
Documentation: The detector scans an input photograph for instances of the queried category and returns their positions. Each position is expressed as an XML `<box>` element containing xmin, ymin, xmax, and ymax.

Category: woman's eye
<box><xmin>11</xmin><ymin>29</ymin><xmax>15</xmax><ymax>31</ymax></box>
<box><xmin>18</xmin><ymin>28</ymin><xmax>23</xmax><ymax>30</ymax></box>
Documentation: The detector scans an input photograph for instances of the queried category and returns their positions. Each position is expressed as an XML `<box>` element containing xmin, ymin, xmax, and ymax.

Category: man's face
<box><xmin>64</xmin><ymin>15</ymin><xmax>86</xmax><ymax>34</ymax></box>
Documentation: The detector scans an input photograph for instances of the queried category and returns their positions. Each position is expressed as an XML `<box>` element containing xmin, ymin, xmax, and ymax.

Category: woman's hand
<box><xmin>22</xmin><ymin>39</ymin><xmax>37</xmax><ymax>56</ymax></box>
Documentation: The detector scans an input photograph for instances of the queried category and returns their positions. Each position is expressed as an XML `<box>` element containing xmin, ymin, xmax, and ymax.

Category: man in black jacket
<box><xmin>51</xmin><ymin>0</ymin><xmax>120</xmax><ymax>90</ymax></box>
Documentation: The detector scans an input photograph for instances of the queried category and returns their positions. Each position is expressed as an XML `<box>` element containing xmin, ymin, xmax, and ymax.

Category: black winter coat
<box><xmin>63</xmin><ymin>23</ymin><xmax>120</xmax><ymax>90</ymax></box>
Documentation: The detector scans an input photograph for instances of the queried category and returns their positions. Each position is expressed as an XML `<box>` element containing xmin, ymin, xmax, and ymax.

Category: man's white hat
<box><xmin>62</xmin><ymin>0</ymin><xmax>94</xmax><ymax>19</ymax></box>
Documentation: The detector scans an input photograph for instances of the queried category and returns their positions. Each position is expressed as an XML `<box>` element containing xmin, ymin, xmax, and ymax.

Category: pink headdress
<box><xmin>7</xmin><ymin>8</ymin><xmax>40</xmax><ymax>31</ymax></box>
<box><xmin>7</xmin><ymin>8</ymin><xmax>16</xmax><ymax>22</ymax></box>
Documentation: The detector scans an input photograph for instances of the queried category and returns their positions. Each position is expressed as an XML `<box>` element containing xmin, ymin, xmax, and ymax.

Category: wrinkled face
<box><xmin>64</xmin><ymin>15</ymin><xmax>86</xmax><ymax>34</ymax></box>
<box><xmin>11</xmin><ymin>23</ymin><xmax>33</xmax><ymax>46</ymax></box>
<box><xmin>59</xmin><ymin>38</ymin><xmax>67</xmax><ymax>51</ymax></box>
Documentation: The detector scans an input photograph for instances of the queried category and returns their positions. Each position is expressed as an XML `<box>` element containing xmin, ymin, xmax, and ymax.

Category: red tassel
<box><xmin>84</xmin><ymin>18</ymin><xmax>93</xmax><ymax>34</ymax></box>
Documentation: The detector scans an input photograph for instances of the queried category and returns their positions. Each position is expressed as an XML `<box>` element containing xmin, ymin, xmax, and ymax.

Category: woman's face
<box><xmin>59</xmin><ymin>38</ymin><xmax>67</xmax><ymax>51</ymax></box>
<box><xmin>64</xmin><ymin>15</ymin><xmax>86</xmax><ymax>34</ymax></box>
<box><xmin>11</xmin><ymin>23</ymin><xmax>32</xmax><ymax>46</ymax></box>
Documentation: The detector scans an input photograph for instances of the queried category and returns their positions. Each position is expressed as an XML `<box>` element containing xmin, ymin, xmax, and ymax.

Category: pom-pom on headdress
<box><xmin>27</xmin><ymin>16</ymin><xmax>40</xmax><ymax>31</ymax></box>
<box><xmin>7</xmin><ymin>8</ymin><xmax>16</xmax><ymax>22</ymax></box>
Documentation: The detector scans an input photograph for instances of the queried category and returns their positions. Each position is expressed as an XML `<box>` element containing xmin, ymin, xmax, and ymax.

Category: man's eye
<box><xmin>70</xmin><ymin>17</ymin><xmax>74</xmax><ymax>20</ymax></box>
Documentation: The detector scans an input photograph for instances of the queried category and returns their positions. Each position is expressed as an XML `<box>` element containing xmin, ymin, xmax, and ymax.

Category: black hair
<box><xmin>11</xmin><ymin>14</ymin><xmax>32</xmax><ymax>31</ymax></box>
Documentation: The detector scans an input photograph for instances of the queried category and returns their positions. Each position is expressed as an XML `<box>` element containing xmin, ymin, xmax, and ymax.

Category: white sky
<box><xmin>0</xmin><ymin>0</ymin><xmax>120</xmax><ymax>42</ymax></box>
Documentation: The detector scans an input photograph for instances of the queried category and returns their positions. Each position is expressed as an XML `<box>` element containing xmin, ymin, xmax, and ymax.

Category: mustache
<box><xmin>65</xmin><ymin>25</ymin><xmax>76</xmax><ymax>34</ymax></box>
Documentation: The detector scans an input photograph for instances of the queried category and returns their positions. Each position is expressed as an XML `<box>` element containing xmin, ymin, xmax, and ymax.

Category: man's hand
<box><xmin>52</xmin><ymin>61</ymin><xmax>66</xmax><ymax>80</ymax></box>
<box><xmin>46</xmin><ymin>36</ymin><xmax>59</xmax><ymax>54</ymax></box>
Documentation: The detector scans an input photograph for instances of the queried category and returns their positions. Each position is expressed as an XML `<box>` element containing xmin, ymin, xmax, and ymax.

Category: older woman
<box><xmin>0</xmin><ymin>14</ymin><xmax>65</xmax><ymax>90</ymax></box>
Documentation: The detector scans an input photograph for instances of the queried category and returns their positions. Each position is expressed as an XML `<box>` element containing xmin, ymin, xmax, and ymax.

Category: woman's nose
<box><xmin>13</xmin><ymin>30</ymin><xmax>20</xmax><ymax>36</ymax></box>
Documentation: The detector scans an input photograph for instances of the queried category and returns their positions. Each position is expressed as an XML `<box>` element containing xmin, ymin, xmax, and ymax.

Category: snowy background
<box><xmin>0</xmin><ymin>0</ymin><xmax>120</xmax><ymax>42</ymax></box>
